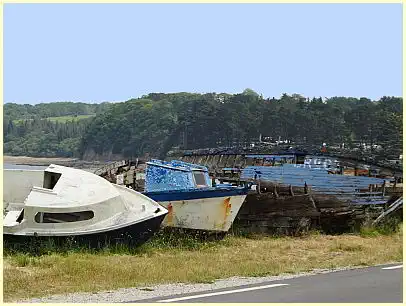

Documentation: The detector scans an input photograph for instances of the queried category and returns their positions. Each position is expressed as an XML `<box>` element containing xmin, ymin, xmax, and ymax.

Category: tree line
<box><xmin>3</xmin><ymin>91</ymin><xmax>402</xmax><ymax>159</ymax></box>
<box><xmin>4</xmin><ymin>102</ymin><xmax>112</xmax><ymax>157</ymax></box>
<box><xmin>4</xmin><ymin>116</ymin><xmax>91</xmax><ymax>157</ymax></box>
<box><xmin>4</xmin><ymin>101</ymin><xmax>111</xmax><ymax>120</ymax></box>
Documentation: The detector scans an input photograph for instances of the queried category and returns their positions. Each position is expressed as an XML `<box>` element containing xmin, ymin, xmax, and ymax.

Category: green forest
<box><xmin>4</xmin><ymin>102</ymin><xmax>111</xmax><ymax>157</ymax></box>
<box><xmin>3</xmin><ymin>91</ymin><xmax>402</xmax><ymax>159</ymax></box>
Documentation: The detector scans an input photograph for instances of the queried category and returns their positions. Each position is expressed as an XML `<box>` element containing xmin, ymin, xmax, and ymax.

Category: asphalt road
<box><xmin>135</xmin><ymin>264</ymin><xmax>403</xmax><ymax>303</ymax></box>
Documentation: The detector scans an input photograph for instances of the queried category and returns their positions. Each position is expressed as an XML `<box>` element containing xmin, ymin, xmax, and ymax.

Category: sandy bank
<box><xmin>4</xmin><ymin>155</ymin><xmax>78</xmax><ymax>165</ymax></box>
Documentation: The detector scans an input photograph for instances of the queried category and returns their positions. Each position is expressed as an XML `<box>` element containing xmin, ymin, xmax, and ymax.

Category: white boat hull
<box><xmin>158</xmin><ymin>194</ymin><xmax>247</xmax><ymax>232</ymax></box>
<box><xmin>3</xmin><ymin>169</ymin><xmax>44</xmax><ymax>211</ymax></box>
<box><xmin>3</xmin><ymin>166</ymin><xmax>168</xmax><ymax>247</ymax></box>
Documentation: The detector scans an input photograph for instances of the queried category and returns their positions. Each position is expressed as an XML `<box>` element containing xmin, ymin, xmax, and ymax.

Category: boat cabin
<box><xmin>145</xmin><ymin>160</ymin><xmax>212</xmax><ymax>192</ymax></box>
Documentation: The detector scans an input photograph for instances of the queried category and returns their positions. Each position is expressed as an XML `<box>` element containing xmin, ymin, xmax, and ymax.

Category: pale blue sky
<box><xmin>4</xmin><ymin>3</ymin><xmax>402</xmax><ymax>104</ymax></box>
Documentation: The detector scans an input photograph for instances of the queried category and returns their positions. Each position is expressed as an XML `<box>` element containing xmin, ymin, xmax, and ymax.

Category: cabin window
<box><xmin>297</xmin><ymin>156</ymin><xmax>305</xmax><ymax>164</ymax></box>
<box><xmin>43</xmin><ymin>171</ymin><xmax>62</xmax><ymax>189</ymax></box>
<box><xmin>193</xmin><ymin>171</ymin><xmax>208</xmax><ymax>187</ymax></box>
<box><xmin>34</xmin><ymin>211</ymin><xmax>94</xmax><ymax>223</ymax></box>
<box><xmin>16</xmin><ymin>209</ymin><xmax>24</xmax><ymax>223</ymax></box>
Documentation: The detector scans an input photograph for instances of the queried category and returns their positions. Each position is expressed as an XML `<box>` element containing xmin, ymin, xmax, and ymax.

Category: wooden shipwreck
<box><xmin>94</xmin><ymin>153</ymin><xmax>402</xmax><ymax>235</ymax></box>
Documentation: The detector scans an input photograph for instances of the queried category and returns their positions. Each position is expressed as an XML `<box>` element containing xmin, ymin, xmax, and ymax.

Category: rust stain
<box><xmin>166</xmin><ymin>203</ymin><xmax>174</xmax><ymax>225</ymax></box>
<box><xmin>222</xmin><ymin>197</ymin><xmax>232</xmax><ymax>228</ymax></box>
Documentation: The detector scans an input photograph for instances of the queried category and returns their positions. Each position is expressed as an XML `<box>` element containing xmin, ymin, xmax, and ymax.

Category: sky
<box><xmin>4</xmin><ymin>3</ymin><xmax>403</xmax><ymax>104</ymax></box>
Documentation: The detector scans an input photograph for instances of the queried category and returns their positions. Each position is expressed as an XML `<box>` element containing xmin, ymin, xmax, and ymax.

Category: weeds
<box><xmin>4</xmin><ymin>221</ymin><xmax>402</xmax><ymax>257</ymax></box>
<box><xmin>3</xmin><ymin>225</ymin><xmax>403</xmax><ymax>302</ymax></box>
<box><xmin>4</xmin><ymin>228</ymin><xmax>231</xmax><ymax>257</ymax></box>
<box><xmin>330</xmin><ymin>243</ymin><xmax>364</xmax><ymax>252</ymax></box>
<box><xmin>360</xmin><ymin>219</ymin><xmax>403</xmax><ymax>238</ymax></box>
<box><xmin>13</xmin><ymin>254</ymin><xmax>32</xmax><ymax>267</ymax></box>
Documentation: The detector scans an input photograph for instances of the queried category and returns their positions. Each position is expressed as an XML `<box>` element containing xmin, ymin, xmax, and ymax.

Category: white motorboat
<box><xmin>3</xmin><ymin>164</ymin><xmax>167</xmax><ymax>247</ymax></box>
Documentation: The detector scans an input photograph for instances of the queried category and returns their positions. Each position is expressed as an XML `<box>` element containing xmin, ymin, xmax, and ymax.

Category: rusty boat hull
<box><xmin>144</xmin><ymin>187</ymin><xmax>248</xmax><ymax>232</ymax></box>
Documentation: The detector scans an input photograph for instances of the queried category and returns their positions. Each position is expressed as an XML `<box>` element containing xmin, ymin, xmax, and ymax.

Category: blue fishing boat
<box><xmin>143</xmin><ymin>159</ymin><xmax>250</xmax><ymax>232</ymax></box>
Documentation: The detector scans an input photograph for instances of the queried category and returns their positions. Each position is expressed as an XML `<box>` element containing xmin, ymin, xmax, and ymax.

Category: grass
<box><xmin>12</xmin><ymin>114</ymin><xmax>95</xmax><ymax>124</ymax></box>
<box><xmin>46</xmin><ymin>114</ymin><xmax>95</xmax><ymax>123</ymax></box>
<box><xmin>12</xmin><ymin>118</ymin><xmax>33</xmax><ymax>124</ymax></box>
<box><xmin>360</xmin><ymin>217</ymin><xmax>403</xmax><ymax>237</ymax></box>
<box><xmin>3</xmin><ymin>227</ymin><xmax>402</xmax><ymax>302</ymax></box>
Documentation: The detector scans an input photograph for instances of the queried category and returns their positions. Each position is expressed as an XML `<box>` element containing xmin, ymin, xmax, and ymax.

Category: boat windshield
<box><xmin>43</xmin><ymin>171</ymin><xmax>62</xmax><ymax>189</ymax></box>
<box><xmin>193</xmin><ymin>171</ymin><xmax>208</xmax><ymax>188</ymax></box>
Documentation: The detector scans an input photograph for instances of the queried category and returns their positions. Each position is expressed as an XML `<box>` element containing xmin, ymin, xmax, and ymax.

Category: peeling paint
<box><xmin>145</xmin><ymin>160</ymin><xmax>211</xmax><ymax>192</ymax></box>
<box><xmin>159</xmin><ymin>195</ymin><xmax>247</xmax><ymax>232</ymax></box>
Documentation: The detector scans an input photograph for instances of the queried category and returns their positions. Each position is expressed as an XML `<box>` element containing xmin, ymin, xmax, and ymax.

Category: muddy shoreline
<box><xmin>3</xmin><ymin>155</ymin><xmax>103</xmax><ymax>170</ymax></box>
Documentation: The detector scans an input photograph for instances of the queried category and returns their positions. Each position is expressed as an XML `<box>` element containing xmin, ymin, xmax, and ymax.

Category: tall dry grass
<box><xmin>3</xmin><ymin>227</ymin><xmax>402</xmax><ymax>302</ymax></box>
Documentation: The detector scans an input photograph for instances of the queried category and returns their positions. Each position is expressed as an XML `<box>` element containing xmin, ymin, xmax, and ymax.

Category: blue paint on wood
<box><xmin>145</xmin><ymin>159</ymin><xmax>211</xmax><ymax>192</ymax></box>
<box><xmin>241</xmin><ymin>164</ymin><xmax>389</xmax><ymax>205</ymax></box>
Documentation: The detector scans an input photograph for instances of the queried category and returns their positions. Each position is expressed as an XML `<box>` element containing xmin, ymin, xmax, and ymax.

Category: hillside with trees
<box><xmin>3</xmin><ymin>92</ymin><xmax>402</xmax><ymax>160</ymax></box>
<box><xmin>4</xmin><ymin>102</ymin><xmax>111</xmax><ymax>120</ymax></box>
<box><xmin>3</xmin><ymin>102</ymin><xmax>112</xmax><ymax>157</ymax></box>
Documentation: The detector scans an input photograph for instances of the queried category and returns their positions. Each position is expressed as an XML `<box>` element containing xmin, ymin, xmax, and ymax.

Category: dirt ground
<box><xmin>4</xmin><ymin>155</ymin><xmax>78</xmax><ymax>165</ymax></box>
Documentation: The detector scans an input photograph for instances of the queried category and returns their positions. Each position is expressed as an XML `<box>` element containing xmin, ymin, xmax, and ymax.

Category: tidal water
<box><xmin>3</xmin><ymin>163</ymin><xmax>47</xmax><ymax>170</ymax></box>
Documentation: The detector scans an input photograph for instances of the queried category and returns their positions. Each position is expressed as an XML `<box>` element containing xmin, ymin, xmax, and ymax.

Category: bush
<box><xmin>360</xmin><ymin>219</ymin><xmax>402</xmax><ymax>237</ymax></box>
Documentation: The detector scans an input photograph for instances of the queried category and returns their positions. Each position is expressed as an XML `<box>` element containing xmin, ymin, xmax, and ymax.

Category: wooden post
<box><xmin>289</xmin><ymin>184</ymin><xmax>294</xmax><ymax>196</ymax></box>
<box><xmin>256</xmin><ymin>180</ymin><xmax>261</xmax><ymax>194</ymax></box>
<box><xmin>273</xmin><ymin>184</ymin><xmax>279</xmax><ymax>198</ymax></box>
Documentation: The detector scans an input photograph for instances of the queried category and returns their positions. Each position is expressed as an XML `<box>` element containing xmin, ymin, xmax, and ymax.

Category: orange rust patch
<box><xmin>166</xmin><ymin>203</ymin><xmax>174</xmax><ymax>225</ymax></box>
<box><xmin>222</xmin><ymin>197</ymin><xmax>232</xmax><ymax>228</ymax></box>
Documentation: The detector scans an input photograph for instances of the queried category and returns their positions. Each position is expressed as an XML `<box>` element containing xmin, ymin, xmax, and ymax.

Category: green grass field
<box><xmin>12</xmin><ymin>114</ymin><xmax>95</xmax><ymax>124</ymax></box>
<box><xmin>46</xmin><ymin>114</ymin><xmax>95</xmax><ymax>122</ymax></box>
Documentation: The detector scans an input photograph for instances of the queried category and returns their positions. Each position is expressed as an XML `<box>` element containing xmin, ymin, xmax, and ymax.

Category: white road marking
<box><xmin>382</xmin><ymin>265</ymin><xmax>403</xmax><ymax>270</ymax></box>
<box><xmin>157</xmin><ymin>283</ymin><xmax>289</xmax><ymax>303</ymax></box>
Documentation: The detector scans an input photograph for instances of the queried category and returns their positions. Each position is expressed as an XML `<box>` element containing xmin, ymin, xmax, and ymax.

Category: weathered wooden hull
<box><xmin>233</xmin><ymin>192</ymin><xmax>321</xmax><ymax>235</ymax></box>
